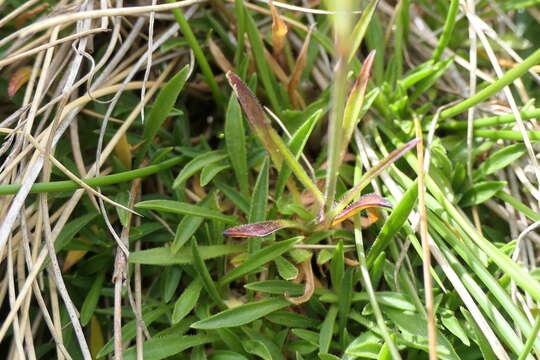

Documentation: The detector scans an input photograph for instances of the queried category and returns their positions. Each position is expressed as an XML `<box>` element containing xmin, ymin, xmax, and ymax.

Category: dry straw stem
<box><xmin>6</xmin><ymin>0</ymin><xmax>203</xmax><ymax>41</ymax></box>
<box><xmin>0</xmin><ymin>28</ymin><xmax>108</xmax><ymax>68</ymax></box>
<box><xmin>414</xmin><ymin>116</ymin><xmax>437</xmax><ymax>360</ymax></box>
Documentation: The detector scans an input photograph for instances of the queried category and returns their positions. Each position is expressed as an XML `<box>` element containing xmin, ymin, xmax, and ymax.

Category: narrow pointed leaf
<box><xmin>191</xmin><ymin>298</ymin><xmax>290</xmax><ymax>329</ymax></box>
<box><xmin>342</xmin><ymin>51</ymin><xmax>376</xmax><ymax>154</ymax></box>
<box><xmin>219</xmin><ymin>237</ymin><xmax>302</xmax><ymax>285</ymax></box>
<box><xmin>275</xmin><ymin>109</ymin><xmax>323</xmax><ymax>200</ymax></box>
<box><xmin>227</xmin><ymin>72</ymin><xmax>325</xmax><ymax>204</ymax></box>
<box><xmin>223</xmin><ymin>220</ymin><xmax>298</xmax><ymax>238</ymax></box>
<box><xmin>128</xmin><ymin>244</ymin><xmax>245</xmax><ymax>265</ymax></box>
<box><xmin>330</xmin><ymin>138</ymin><xmax>419</xmax><ymax>220</ymax></box>
<box><xmin>460</xmin><ymin>181</ymin><xmax>507</xmax><ymax>207</ymax></box>
<box><xmin>135</xmin><ymin>199</ymin><xmax>237</xmax><ymax>224</ymax></box>
<box><xmin>172</xmin><ymin>150</ymin><xmax>228</xmax><ymax>188</ymax></box>
<box><xmin>347</xmin><ymin>0</ymin><xmax>381</xmax><ymax>64</ymax></box>
<box><xmin>331</xmin><ymin>193</ymin><xmax>391</xmax><ymax>226</ymax></box>
<box><xmin>225</xmin><ymin>95</ymin><xmax>249</xmax><ymax>195</ymax></box>
<box><xmin>473</xmin><ymin>143</ymin><xmax>526</xmax><ymax>181</ymax></box>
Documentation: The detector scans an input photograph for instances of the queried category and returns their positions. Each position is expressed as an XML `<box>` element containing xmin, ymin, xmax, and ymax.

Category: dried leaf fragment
<box><xmin>331</xmin><ymin>193</ymin><xmax>391</xmax><ymax>226</ymax></box>
<box><xmin>223</xmin><ymin>220</ymin><xmax>297</xmax><ymax>238</ymax></box>
<box><xmin>8</xmin><ymin>66</ymin><xmax>33</xmax><ymax>97</ymax></box>
<box><xmin>270</xmin><ymin>0</ymin><xmax>288</xmax><ymax>57</ymax></box>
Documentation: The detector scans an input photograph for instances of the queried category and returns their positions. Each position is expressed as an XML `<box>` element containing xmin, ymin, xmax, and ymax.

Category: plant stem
<box><xmin>440</xmin><ymin>108</ymin><xmax>540</xmax><ymax>130</ymax></box>
<box><xmin>440</xmin><ymin>47</ymin><xmax>540</xmax><ymax>120</ymax></box>
<box><xmin>168</xmin><ymin>0</ymin><xmax>225</xmax><ymax>106</ymax></box>
<box><xmin>0</xmin><ymin>157</ymin><xmax>183</xmax><ymax>195</ymax></box>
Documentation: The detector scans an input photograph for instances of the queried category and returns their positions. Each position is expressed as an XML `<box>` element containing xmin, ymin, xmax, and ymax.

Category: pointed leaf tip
<box><xmin>332</xmin><ymin>193</ymin><xmax>392</xmax><ymax>226</ymax></box>
<box><xmin>223</xmin><ymin>220</ymin><xmax>295</xmax><ymax>238</ymax></box>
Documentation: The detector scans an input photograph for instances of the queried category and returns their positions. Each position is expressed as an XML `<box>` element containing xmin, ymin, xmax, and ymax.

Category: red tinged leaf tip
<box><xmin>225</xmin><ymin>71</ymin><xmax>270</xmax><ymax>129</ymax></box>
<box><xmin>331</xmin><ymin>193</ymin><xmax>392</xmax><ymax>226</ymax></box>
<box><xmin>223</xmin><ymin>220</ymin><xmax>294</xmax><ymax>238</ymax></box>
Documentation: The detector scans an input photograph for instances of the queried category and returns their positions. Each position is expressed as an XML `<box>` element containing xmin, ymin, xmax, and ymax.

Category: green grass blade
<box><xmin>0</xmin><ymin>157</ymin><xmax>183</xmax><ymax>195</ymax></box>
<box><xmin>191</xmin><ymin>239</ymin><xmax>227</xmax><ymax>309</ymax></box>
<box><xmin>244</xmin><ymin>10</ymin><xmax>282</xmax><ymax>113</ymax></box>
<box><xmin>140</xmin><ymin>65</ymin><xmax>190</xmax><ymax>160</ymax></box>
<box><xmin>172</xmin><ymin>150</ymin><xmax>228</xmax><ymax>188</ymax></box>
<box><xmin>191</xmin><ymin>298</ymin><xmax>291</xmax><ymax>329</ymax></box>
<box><xmin>172</xmin><ymin>277</ymin><xmax>203</xmax><ymax>324</ymax></box>
<box><xmin>431</xmin><ymin>0</ymin><xmax>459</xmax><ymax>62</ymax></box>
<box><xmin>225</xmin><ymin>95</ymin><xmax>249</xmax><ymax>196</ymax></box>
<box><xmin>367</xmin><ymin>180</ymin><xmax>417</xmax><ymax>268</ymax></box>
<box><xmin>135</xmin><ymin>199</ymin><xmax>237</xmax><ymax>224</ymax></box>
<box><xmin>441</xmin><ymin>47</ymin><xmax>540</xmax><ymax>120</ymax></box>
<box><xmin>219</xmin><ymin>237</ymin><xmax>302</xmax><ymax>285</ymax></box>
<box><xmin>167</xmin><ymin>1</ymin><xmax>224</xmax><ymax>105</ymax></box>
<box><xmin>473</xmin><ymin>144</ymin><xmax>526</xmax><ymax>181</ymax></box>
<box><xmin>80</xmin><ymin>271</ymin><xmax>105</xmax><ymax>326</ymax></box>
<box><xmin>274</xmin><ymin>109</ymin><xmax>323</xmax><ymax>201</ymax></box>
<box><xmin>347</xmin><ymin>0</ymin><xmax>380</xmax><ymax>64</ymax></box>
<box><xmin>128</xmin><ymin>244</ymin><xmax>245</xmax><ymax>265</ymax></box>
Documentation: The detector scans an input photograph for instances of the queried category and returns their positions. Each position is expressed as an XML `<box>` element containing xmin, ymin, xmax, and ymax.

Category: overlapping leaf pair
<box><xmin>223</xmin><ymin>54</ymin><xmax>419</xmax><ymax>238</ymax></box>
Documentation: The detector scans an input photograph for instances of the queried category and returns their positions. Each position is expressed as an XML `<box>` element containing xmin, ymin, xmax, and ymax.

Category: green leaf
<box><xmin>143</xmin><ymin>65</ymin><xmax>190</xmax><ymax>143</ymax></box>
<box><xmin>460</xmin><ymin>181</ymin><xmax>507</xmax><ymax>207</ymax></box>
<box><xmin>473</xmin><ymin>143</ymin><xmax>526</xmax><ymax>181</ymax></box>
<box><xmin>123</xmin><ymin>334</ymin><xmax>217</xmax><ymax>360</ymax></box>
<box><xmin>347</xmin><ymin>0</ymin><xmax>380</xmax><ymax>64</ymax></box>
<box><xmin>226</xmin><ymin>72</ymin><xmax>324</xmax><ymax>205</ymax></box>
<box><xmin>243</xmin><ymin>340</ymin><xmax>273</xmax><ymax>360</ymax></box>
<box><xmin>172</xmin><ymin>277</ymin><xmax>203</xmax><ymax>324</ymax></box>
<box><xmin>244</xmin><ymin>280</ymin><xmax>304</xmax><ymax>296</ymax></box>
<box><xmin>215</xmin><ymin>181</ymin><xmax>250</xmax><ymax>214</ymax></box>
<box><xmin>172</xmin><ymin>150</ymin><xmax>228</xmax><ymax>188</ymax></box>
<box><xmin>461</xmin><ymin>307</ymin><xmax>497</xmax><ymax>360</ymax></box>
<box><xmin>135</xmin><ymin>199</ymin><xmax>237</xmax><ymax>224</ymax></box>
<box><xmin>80</xmin><ymin>271</ymin><xmax>105</xmax><ymax>326</ymax></box>
<box><xmin>367</xmin><ymin>181</ymin><xmax>417</xmax><ymax>268</ymax></box>
<box><xmin>274</xmin><ymin>256</ymin><xmax>299</xmax><ymax>280</ymax></box>
<box><xmin>265</xmin><ymin>311</ymin><xmax>319</xmax><ymax>328</ymax></box>
<box><xmin>225</xmin><ymin>95</ymin><xmax>249</xmax><ymax>196</ymax></box>
<box><xmin>128</xmin><ymin>244</ymin><xmax>245</xmax><ymax>265</ymax></box>
<box><xmin>219</xmin><ymin>237</ymin><xmax>302</xmax><ymax>285</ymax></box>
<box><xmin>161</xmin><ymin>266</ymin><xmax>182</xmax><ymax>303</ymax></box>
<box><xmin>114</xmin><ymin>191</ymin><xmax>130</xmax><ymax>227</ymax></box>
<box><xmin>319</xmin><ymin>291</ymin><xmax>416</xmax><ymax>312</ymax></box>
<box><xmin>385</xmin><ymin>308</ymin><xmax>460</xmax><ymax>359</ymax></box>
<box><xmin>97</xmin><ymin>306</ymin><xmax>169</xmax><ymax>357</ymax></box>
<box><xmin>331</xmin><ymin>138</ymin><xmax>419</xmax><ymax>220</ymax></box>
<box><xmin>191</xmin><ymin>239</ymin><xmax>226</xmax><ymax>309</ymax></box>
<box><xmin>55</xmin><ymin>213</ymin><xmax>98</xmax><ymax>252</ymax></box>
<box><xmin>441</xmin><ymin>310</ymin><xmax>470</xmax><ymax>346</ymax></box>
<box><xmin>200</xmin><ymin>161</ymin><xmax>230</xmax><ymax>186</ymax></box>
<box><xmin>274</xmin><ymin>109</ymin><xmax>323</xmax><ymax>200</ymax></box>
<box><xmin>172</xmin><ymin>195</ymin><xmax>213</xmax><ymax>253</ymax></box>
<box><xmin>319</xmin><ymin>306</ymin><xmax>338</xmax><ymax>354</ymax></box>
<box><xmin>191</xmin><ymin>297</ymin><xmax>291</xmax><ymax>329</ymax></box>
<box><xmin>249</xmin><ymin>158</ymin><xmax>269</xmax><ymax>224</ymax></box>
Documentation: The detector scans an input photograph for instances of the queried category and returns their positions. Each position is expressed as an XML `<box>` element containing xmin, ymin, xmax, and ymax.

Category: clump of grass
<box><xmin>1</xmin><ymin>1</ymin><xmax>540</xmax><ymax>359</ymax></box>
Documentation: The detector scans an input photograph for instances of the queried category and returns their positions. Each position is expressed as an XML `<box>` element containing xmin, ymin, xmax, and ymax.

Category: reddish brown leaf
<box><xmin>8</xmin><ymin>66</ymin><xmax>33</xmax><ymax>97</ymax></box>
<box><xmin>223</xmin><ymin>220</ymin><xmax>295</xmax><ymax>237</ymax></box>
<box><xmin>226</xmin><ymin>71</ymin><xmax>283</xmax><ymax>168</ymax></box>
<box><xmin>331</xmin><ymin>193</ymin><xmax>391</xmax><ymax>226</ymax></box>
